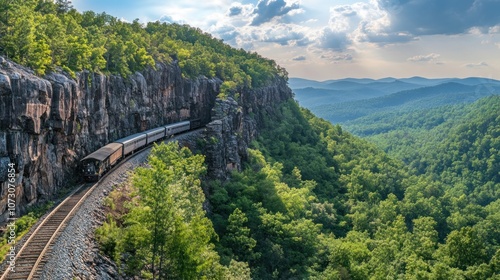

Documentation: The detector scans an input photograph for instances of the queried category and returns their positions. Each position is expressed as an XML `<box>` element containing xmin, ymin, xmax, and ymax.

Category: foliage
<box><xmin>93</xmin><ymin>97</ymin><xmax>500</xmax><ymax>279</ymax></box>
<box><xmin>0</xmin><ymin>0</ymin><xmax>285</xmax><ymax>85</ymax></box>
<box><xmin>209</xmin><ymin>99</ymin><xmax>500</xmax><ymax>279</ymax></box>
<box><xmin>95</xmin><ymin>142</ymin><xmax>247</xmax><ymax>279</ymax></box>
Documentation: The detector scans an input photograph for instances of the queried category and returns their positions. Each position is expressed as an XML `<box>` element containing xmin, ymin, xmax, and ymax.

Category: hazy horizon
<box><xmin>289</xmin><ymin>76</ymin><xmax>500</xmax><ymax>82</ymax></box>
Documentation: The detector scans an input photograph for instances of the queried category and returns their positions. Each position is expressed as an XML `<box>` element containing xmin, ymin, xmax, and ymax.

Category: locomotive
<box><xmin>81</xmin><ymin>120</ymin><xmax>200</xmax><ymax>181</ymax></box>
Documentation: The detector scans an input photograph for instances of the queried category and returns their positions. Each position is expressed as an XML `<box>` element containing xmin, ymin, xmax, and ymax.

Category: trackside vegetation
<box><xmin>96</xmin><ymin>142</ymin><xmax>251</xmax><ymax>279</ymax></box>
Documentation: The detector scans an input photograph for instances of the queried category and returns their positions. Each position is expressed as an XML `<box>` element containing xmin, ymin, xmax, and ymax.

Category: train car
<box><xmin>145</xmin><ymin>127</ymin><xmax>166</xmax><ymax>145</ymax></box>
<box><xmin>165</xmin><ymin>121</ymin><xmax>191</xmax><ymax>137</ymax></box>
<box><xmin>81</xmin><ymin>142</ymin><xmax>123</xmax><ymax>181</ymax></box>
<box><xmin>190</xmin><ymin>119</ymin><xmax>202</xmax><ymax>130</ymax></box>
<box><xmin>115</xmin><ymin>132</ymin><xmax>148</xmax><ymax>156</ymax></box>
<box><xmin>81</xmin><ymin>120</ymin><xmax>202</xmax><ymax>182</ymax></box>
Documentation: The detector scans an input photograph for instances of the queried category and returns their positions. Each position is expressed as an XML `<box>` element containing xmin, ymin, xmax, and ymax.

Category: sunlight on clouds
<box><xmin>72</xmin><ymin>0</ymin><xmax>500</xmax><ymax>79</ymax></box>
<box><xmin>489</xmin><ymin>25</ymin><xmax>500</xmax><ymax>34</ymax></box>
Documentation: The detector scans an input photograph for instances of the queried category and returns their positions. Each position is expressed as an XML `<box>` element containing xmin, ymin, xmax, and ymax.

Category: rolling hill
<box><xmin>290</xmin><ymin>77</ymin><xmax>500</xmax><ymax>124</ymax></box>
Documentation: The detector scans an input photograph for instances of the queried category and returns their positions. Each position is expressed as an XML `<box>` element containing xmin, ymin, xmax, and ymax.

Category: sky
<box><xmin>72</xmin><ymin>0</ymin><xmax>500</xmax><ymax>80</ymax></box>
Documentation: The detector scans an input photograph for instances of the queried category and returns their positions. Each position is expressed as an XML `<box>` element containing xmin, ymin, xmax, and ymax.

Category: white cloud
<box><xmin>159</xmin><ymin>15</ymin><xmax>175</xmax><ymax>23</ymax></box>
<box><xmin>407</xmin><ymin>53</ymin><xmax>441</xmax><ymax>63</ymax></box>
<box><xmin>322</xmin><ymin>1</ymin><xmax>416</xmax><ymax>48</ymax></box>
<box><xmin>465</xmin><ymin>62</ymin><xmax>489</xmax><ymax>68</ymax></box>
<box><xmin>250</xmin><ymin>0</ymin><xmax>301</xmax><ymax>26</ymax></box>
<box><xmin>489</xmin><ymin>25</ymin><xmax>500</xmax><ymax>34</ymax></box>
<box><xmin>226</xmin><ymin>2</ymin><xmax>254</xmax><ymax>18</ymax></box>
<box><xmin>320</xmin><ymin>52</ymin><xmax>353</xmax><ymax>62</ymax></box>
<box><xmin>317</xmin><ymin>28</ymin><xmax>351</xmax><ymax>51</ymax></box>
<box><xmin>292</xmin><ymin>55</ymin><xmax>307</xmax><ymax>61</ymax></box>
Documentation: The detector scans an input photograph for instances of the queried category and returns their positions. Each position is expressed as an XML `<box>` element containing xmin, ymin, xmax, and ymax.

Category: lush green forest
<box><xmin>347</xmin><ymin>96</ymin><xmax>500</xmax><ymax>208</ymax></box>
<box><xmin>98</xmin><ymin>98</ymin><xmax>499</xmax><ymax>279</ymax></box>
<box><xmin>0</xmin><ymin>0</ymin><xmax>286</xmax><ymax>89</ymax></box>
<box><xmin>96</xmin><ymin>142</ymin><xmax>252</xmax><ymax>279</ymax></box>
<box><xmin>207</xmin><ymin>99</ymin><xmax>500</xmax><ymax>279</ymax></box>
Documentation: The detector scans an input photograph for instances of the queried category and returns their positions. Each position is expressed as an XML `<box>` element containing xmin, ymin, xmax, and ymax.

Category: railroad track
<box><xmin>0</xmin><ymin>141</ymin><xmax>143</xmax><ymax>280</ymax></box>
<box><xmin>0</xmin><ymin>182</ymin><xmax>96</xmax><ymax>280</ymax></box>
<box><xmin>0</xmin><ymin>147</ymin><xmax>145</xmax><ymax>279</ymax></box>
<box><xmin>0</xmin><ymin>129</ymin><xmax>203</xmax><ymax>279</ymax></box>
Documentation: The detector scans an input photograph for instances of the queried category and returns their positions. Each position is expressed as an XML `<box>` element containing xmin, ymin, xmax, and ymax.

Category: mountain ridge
<box><xmin>290</xmin><ymin>76</ymin><xmax>500</xmax><ymax>89</ymax></box>
<box><xmin>291</xmin><ymin>77</ymin><xmax>500</xmax><ymax>124</ymax></box>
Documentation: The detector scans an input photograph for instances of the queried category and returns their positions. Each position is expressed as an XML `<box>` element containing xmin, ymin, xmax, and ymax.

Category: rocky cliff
<box><xmin>0</xmin><ymin>57</ymin><xmax>219</xmax><ymax>223</ymax></box>
<box><xmin>203</xmin><ymin>77</ymin><xmax>293</xmax><ymax>180</ymax></box>
<box><xmin>0</xmin><ymin>56</ymin><xmax>293</xmax><ymax>223</ymax></box>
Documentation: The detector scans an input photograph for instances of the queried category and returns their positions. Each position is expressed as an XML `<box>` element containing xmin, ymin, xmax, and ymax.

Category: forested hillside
<box><xmin>291</xmin><ymin>77</ymin><xmax>500</xmax><ymax>124</ymax></box>
<box><xmin>313</xmin><ymin>82</ymin><xmax>500</xmax><ymax>123</ymax></box>
<box><xmin>0</xmin><ymin>0</ymin><xmax>286</xmax><ymax>88</ymax></box>
<box><xmin>95</xmin><ymin>98</ymin><xmax>500</xmax><ymax>278</ymax></box>
<box><xmin>206</xmin><ymin>100</ymin><xmax>500</xmax><ymax>279</ymax></box>
<box><xmin>92</xmin><ymin>88</ymin><xmax>499</xmax><ymax>278</ymax></box>
<box><xmin>348</xmin><ymin>96</ymin><xmax>500</xmax><ymax>205</ymax></box>
<box><xmin>99</xmin><ymin>98</ymin><xmax>499</xmax><ymax>279</ymax></box>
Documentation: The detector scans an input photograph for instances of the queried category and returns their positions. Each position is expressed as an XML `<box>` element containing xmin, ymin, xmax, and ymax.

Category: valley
<box><xmin>291</xmin><ymin>77</ymin><xmax>500</xmax><ymax>124</ymax></box>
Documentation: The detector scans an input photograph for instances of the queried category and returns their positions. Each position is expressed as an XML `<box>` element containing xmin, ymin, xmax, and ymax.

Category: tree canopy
<box><xmin>96</xmin><ymin>142</ymin><xmax>251</xmax><ymax>279</ymax></box>
<box><xmin>0</xmin><ymin>0</ymin><xmax>286</xmax><ymax>88</ymax></box>
<box><xmin>208</xmin><ymin>99</ymin><xmax>500</xmax><ymax>279</ymax></box>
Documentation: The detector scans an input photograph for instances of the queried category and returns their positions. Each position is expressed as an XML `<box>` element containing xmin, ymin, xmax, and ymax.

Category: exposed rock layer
<box><xmin>0</xmin><ymin>58</ymin><xmax>219</xmax><ymax>222</ymax></box>
<box><xmin>204</xmin><ymin>77</ymin><xmax>293</xmax><ymax>180</ymax></box>
<box><xmin>0</xmin><ymin>56</ymin><xmax>292</xmax><ymax>223</ymax></box>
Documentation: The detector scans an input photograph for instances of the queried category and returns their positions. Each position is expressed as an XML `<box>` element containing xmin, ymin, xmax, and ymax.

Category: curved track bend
<box><xmin>0</xmin><ymin>129</ymin><xmax>203</xmax><ymax>279</ymax></box>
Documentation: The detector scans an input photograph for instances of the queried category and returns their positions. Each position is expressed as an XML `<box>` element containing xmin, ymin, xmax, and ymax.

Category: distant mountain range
<box><xmin>289</xmin><ymin>77</ymin><xmax>500</xmax><ymax>124</ymax></box>
<box><xmin>289</xmin><ymin>77</ymin><xmax>500</xmax><ymax>89</ymax></box>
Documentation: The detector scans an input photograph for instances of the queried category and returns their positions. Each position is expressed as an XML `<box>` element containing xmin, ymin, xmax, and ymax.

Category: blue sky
<box><xmin>72</xmin><ymin>0</ymin><xmax>500</xmax><ymax>80</ymax></box>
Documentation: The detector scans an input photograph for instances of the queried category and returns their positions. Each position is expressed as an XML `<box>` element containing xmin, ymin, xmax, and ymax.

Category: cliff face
<box><xmin>0</xmin><ymin>56</ymin><xmax>293</xmax><ymax>223</ymax></box>
<box><xmin>0</xmin><ymin>57</ymin><xmax>219</xmax><ymax>222</ymax></box>
<box><xmin>203</xmin><ymin>77</ymin><xmax>293</xmax><ymax>180</ymax></box>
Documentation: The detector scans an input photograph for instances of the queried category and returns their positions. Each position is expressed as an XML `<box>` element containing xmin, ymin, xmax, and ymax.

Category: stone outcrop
<box><xmin>0</xmin><ymin>57</ymin><xmax>219</xmax><ymax>223</ymax></box>
<box><xmin>203</xmin><ymin>77</ymin><xmax>293</xmax><ymax>180</ymax></box>
<box><xmin>0</xmin><ymin>54</ymin><xmax>293</xmax><ymax>223</ymax></box>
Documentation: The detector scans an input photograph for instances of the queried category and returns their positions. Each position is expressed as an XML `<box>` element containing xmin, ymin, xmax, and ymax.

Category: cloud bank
<box><xmin>407</xmin><ymin>53</ymin><xmax>441</xmax><ymax>63</ymax></box>
<box><xmin>151</xmin><ymin>0</ymin><xmax>500</xmax><ymax>71</ymax></box>
<box><xmin>377</xmin><ymin>0</ymin><xmax>500</xmax><ymax>36</ymax></box>
<box><xmin>251</xmin><ymin>0</ymin><xmax>300</xmax><ymax>26</ymax></box>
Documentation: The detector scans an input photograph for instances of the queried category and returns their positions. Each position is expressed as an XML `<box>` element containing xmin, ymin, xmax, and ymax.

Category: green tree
<box><xmin>221</xmin><ymin>208</ymin><xmax>259</xmax><ymax>263</ymax></box>
<box><xmin>105</xmin><ymin>142</ymin><xmax>229</xmax><ymax>279</ymax></box>
<box><xmin>445</xmin><ymin>226</ymin><xmax>488</xmax><ymax>270</ymax></box>
<box><xmin>55</xmin><ymin>0</ymin><xmax>72</xmax><ymax>13</ymax></box>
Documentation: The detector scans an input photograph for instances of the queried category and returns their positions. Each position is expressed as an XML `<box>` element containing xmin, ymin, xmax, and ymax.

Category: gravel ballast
<box><xmin>39</xmin><ymin>131</ymin><xmax>203</xmax><ymax>280</ymax></box>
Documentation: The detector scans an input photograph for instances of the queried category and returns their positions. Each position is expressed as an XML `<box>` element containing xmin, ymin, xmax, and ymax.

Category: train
<box><xmin>81</xmin><ymin>119</ymin><xmax>201</xmax><ymax>181</ymax></box>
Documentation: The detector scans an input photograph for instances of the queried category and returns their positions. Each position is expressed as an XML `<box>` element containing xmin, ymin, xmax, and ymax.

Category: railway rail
<box><xmin>0</xmin><ymin>135</ymin><xmax>155</xmax><ymax>280</ymax></box>
<box><xmin>0</xmin><ymin>142</ymin><xmax>146</xmax><ymax>280</ymax></box>
<box><xmin>0</xmin><ymin>182</ymin><xmax>96</xmax><ymax>280</ymax></box>
<box><xmin>0</xmin><ymin>129</ymin><xmax>203</xmax><ymax>279</ymax></box>
<box><xmin>0</xmin><ymin>126</ymin><xmax>203</xmax><ymax>279</ymax></box>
